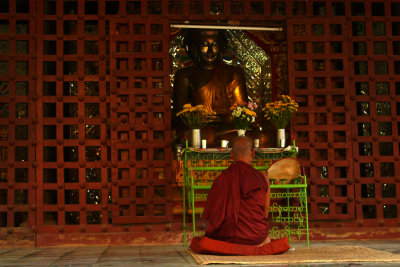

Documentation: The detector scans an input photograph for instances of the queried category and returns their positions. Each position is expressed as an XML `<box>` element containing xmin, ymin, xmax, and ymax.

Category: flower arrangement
<box><xmin>230</xmin><ymin>102</ymin><xmax>257</xmax><ymax>130</ymax></box>
<box><xmin>176</xmin><ymin>103</ymin><xmax>216</xmax><ymax>129</ymax></box>
<box><xmin>263</xmin><ymin>95</ymin><xmax>299</xmax><ymax>129</ymax></box>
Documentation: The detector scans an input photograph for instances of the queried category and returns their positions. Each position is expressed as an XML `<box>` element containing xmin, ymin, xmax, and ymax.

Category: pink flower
<box><xmin>248</xmin><ymin>101</ymin><xmax>257</xmax><ymax>110</ymax></box>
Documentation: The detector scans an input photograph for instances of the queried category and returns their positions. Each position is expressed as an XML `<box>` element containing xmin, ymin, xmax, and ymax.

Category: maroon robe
<box><xmin>203</xmin><ymin>161</ymin><xmax>269</xmax><ymax>245</ymax></box>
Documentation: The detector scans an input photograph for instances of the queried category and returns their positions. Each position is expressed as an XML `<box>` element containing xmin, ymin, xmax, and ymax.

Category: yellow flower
<box><xmin>177</xmin><ymin>104</ymin><xmax>216</xmax><ymax>128</ymax></box>
<box><xmin>195</xmin><ymin>104</ymin><xmax>204</xmax><ymax>109</ymax></box>
<box><xmin>176</xmin><ymin>110</ymin><xmax>185</xmax><ymax>116</ymax></box>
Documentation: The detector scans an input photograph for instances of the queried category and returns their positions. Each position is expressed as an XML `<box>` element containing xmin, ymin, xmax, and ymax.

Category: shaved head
<box><xmin>231</xmin><ymin>136</ymin><xmax>254</xmax><ymax>163</ymax></box>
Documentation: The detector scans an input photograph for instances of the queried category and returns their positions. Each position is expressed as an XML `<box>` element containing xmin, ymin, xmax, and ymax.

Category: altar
<box><xmin>178</xmin><ymin>143</ymin><xmax>309</xmax><ymax>246</ymax></box>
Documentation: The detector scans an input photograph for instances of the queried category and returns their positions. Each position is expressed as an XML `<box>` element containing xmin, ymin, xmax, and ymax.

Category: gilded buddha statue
<box><xmin>173</xmin><ymin>29</ymin><xmax>248</xmax><ymax>146</ymax></box>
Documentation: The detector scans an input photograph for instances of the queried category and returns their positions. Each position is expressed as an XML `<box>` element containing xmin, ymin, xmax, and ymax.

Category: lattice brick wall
<box><xmin>0</xmin><ymin>0</ymin><xmax>36</xmax><ymax>230</ymax></box>
<box><xmin>289</xmin><ymin>0</ymin><xmax>399</xmax><ymax>227</ymax></box>
<box><xmin>109</xmin><ymin>18</ymin><xmax>173</xmax><ymax>224</ymax></box>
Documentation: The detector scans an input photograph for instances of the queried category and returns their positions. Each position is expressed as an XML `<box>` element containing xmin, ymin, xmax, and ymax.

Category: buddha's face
<box><xmin>195</xmin><ymin>30</ymin><xmax>222</xmax><ymax>68</ymax></box>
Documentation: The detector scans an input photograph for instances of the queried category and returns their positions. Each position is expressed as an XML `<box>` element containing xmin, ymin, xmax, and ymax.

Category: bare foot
<box><xmin>257</xmin><ymin>237</ymin><xmax>271</xmax><ymax>246</ymax></box>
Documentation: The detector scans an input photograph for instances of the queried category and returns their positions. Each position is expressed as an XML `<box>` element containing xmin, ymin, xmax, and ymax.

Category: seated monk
<box><xmin>202</xmin><ymin>136</ymin><xmax>271</xmax><ymax>246</ymax></box>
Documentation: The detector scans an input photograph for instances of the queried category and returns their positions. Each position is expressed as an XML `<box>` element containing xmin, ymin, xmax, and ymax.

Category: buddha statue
<box><xmin>173</xmin><ymin>29</ymin><xmax>248</xmax><ymax>146</ymax></box>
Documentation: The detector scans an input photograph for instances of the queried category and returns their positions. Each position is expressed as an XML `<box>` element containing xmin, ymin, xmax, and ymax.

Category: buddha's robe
<box><xmin>203</xmin><ymin>161</ymin><xmax>269</xmax><ymax>245</ymax></box>
<box><xmin>192</xmin><ymin>63</ymin><xmax>247</xmax><ymax>115</ymax></box>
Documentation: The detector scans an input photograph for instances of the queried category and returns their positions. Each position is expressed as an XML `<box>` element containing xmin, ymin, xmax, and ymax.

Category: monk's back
<box><xmin>235</xmin><ymin>182</ymin><xmax>269</xmax><ymax>245</ymax></box>
<box><xmin>203</xmin><ymin>161</ymin><xmax>269</xmax><ymax>245</ymax></box>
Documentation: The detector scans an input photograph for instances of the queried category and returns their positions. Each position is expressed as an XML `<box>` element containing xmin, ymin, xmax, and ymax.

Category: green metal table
<box><xmin>182</xmin><ymin>144</ymin><xmax>309</xmax><ymax>246</ymax></box>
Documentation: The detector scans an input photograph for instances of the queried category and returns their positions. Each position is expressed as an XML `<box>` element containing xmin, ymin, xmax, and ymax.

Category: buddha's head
<box><xmin>185</xmin><ymin>29</ymin><xmax>227</xmax><ymax>69</ymax></box>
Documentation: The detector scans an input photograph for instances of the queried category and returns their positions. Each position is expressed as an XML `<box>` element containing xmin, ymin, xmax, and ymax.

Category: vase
<box><xmin>191</xmin><ymin>129</ymin><xmax>201</xmax><ymax>148</ymax></box>
<box><xmin>277</xmin><ymin>128</ymin><xmax>286</xmax><ymax>148</ymax></box>
<box><xmin>237</xmin><ymin>129</ymin><xmax>246</xmax><ymax>136</ymax></box>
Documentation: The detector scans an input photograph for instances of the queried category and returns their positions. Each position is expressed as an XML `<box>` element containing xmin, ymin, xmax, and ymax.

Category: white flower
<box><xmin>252</xmin><ymin>117</ymin><xmax>255</xmax><ymax>123</ymax></box>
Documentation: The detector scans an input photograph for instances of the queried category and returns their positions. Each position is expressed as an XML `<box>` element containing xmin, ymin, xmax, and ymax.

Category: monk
<box><xmin>202</xmin><ymin>136</ymin><xmax>271</xmax><ymax>246</ymax></box>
